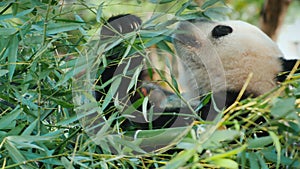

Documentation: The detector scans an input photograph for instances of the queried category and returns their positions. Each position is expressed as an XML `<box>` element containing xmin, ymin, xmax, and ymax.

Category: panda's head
<box><xmin>173</xmin><ymin>19</ymin><xmax>283</xmax><ymax>97</ymax></box>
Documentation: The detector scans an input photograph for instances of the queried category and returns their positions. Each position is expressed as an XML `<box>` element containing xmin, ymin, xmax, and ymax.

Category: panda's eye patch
<box><xmin>212</xmin><ymin>25</ymin><xmax>233</xmax><ymax>38</ymax></box>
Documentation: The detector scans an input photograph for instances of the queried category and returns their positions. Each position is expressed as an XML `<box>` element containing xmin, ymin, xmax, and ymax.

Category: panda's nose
<box><xmin>212</xmin><ymin>25</ymin><xmax>233</xmax><ymax>38</ymax></box>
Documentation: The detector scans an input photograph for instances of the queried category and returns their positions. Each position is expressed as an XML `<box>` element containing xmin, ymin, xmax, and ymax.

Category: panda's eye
<box><xmin>212</xmin><ymin>25</ymin><xmax>233</xmax><ymax>38</ymax></box>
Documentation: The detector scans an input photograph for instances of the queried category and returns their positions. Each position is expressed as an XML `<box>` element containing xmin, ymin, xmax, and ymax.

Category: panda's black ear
<box><xmin>212</xmin><ymin>25</ymin><xmax>233</xmax><ymax>39</ymax></box>
<box><xmin>101</xmin><ymin>14</ymin><xmax>142</xmax><ymax>39</ymax></box>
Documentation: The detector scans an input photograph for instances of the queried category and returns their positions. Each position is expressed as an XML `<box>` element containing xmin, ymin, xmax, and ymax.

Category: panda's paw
<box><xmin>101</xmin><ymin>14</ymin><xmax>142</xmax><ymax>38</ymax></box>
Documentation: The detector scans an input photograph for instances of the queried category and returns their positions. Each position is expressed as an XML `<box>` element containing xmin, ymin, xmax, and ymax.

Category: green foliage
<box><xmin>227</xmin><ymin>0</ymin><xmax>264</xmax><ymax>24</ymax></box>
<box><xmin>0</xmin><ymin>0</ymin><xmax>299</xmax><ymax>168</ymax></box>
<box><xmin>227</xmin><ymin>0</ymin><xmax>300</xmax><ymax>24</ymax></box>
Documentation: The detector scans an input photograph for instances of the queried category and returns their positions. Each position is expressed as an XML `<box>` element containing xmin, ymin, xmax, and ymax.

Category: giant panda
<box><xmin>96</xmin><ymin>14</ymin><xmax>299</xmax><ymax>130</ymax></box>
<box><xmin>173</xmin><ymin>19</ymin><xmax>299</xmax><ymax>120</ymax></box>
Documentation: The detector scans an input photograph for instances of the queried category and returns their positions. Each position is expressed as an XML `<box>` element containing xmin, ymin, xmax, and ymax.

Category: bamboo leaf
<box><xmin>201</xmin><ymin>0</ymin><xmax>223</xmax><ymax>10</ymax></box>
<box><xmin>248</xmin><ymin>136</ymin><xmax>273</xmax><ymax>149</ymax></box>
<box><xmin>249</xmin><ymin>152</ymin><xmax>259</xmax><ymax>169</ymax></box>
<box><xmin>0</xmin><ymin>106</ymin><xmax>22</xmax><ymax>130</ymax></box>
<box><xmin>49</xmin><ymin>96</ymin><xmax>74</xmax><ymax>108</ymax></box>
<box><xmin>0</xmin><ymin>28</ymin><xmax>17</xmax><ymax>35</ymax></box>
<box><xmin>61</xmin><ymin>157</ymin><xmax>75</xmax><ymax>169</ymax></box>
<box><xmin>5</xmin><ymin>141</ymin><xmax>34</xmax><ymax>169</ymax></box>
<box><xmin>175</xmin><ymin>0</ymin><xmax>193</xmax><ymax>16</ymax></box>
<box><xmin>46</xmin><ymin>23</ymin><xmax>82</xmax><ymax>35</ymax></box>
<box><xmin>204</xmin><ymin>130</ymin><xmax>240</xmax><ymax>147</ymax></box>
<box><xmin>149</xmin><ymin>0</ymin><xmax>174</xmax><ymax>4</ymax></box>
<box><xmin>211</xmin><ymin>158</ymin><xmax>238</xmax><ymax>169</ymax></box>
<box><xmin>126</xmin><ymin>63</ymin><xmax>143</xmax><ymax>93</ymax></box>
<box><xmin>12</xmin><ymin>2</ymin><xmax>18</xmax><ymax>16</ymax></box>
<box><xmin>21</xmin><ymin>119</ymin><xmax>38</xmax><ymax>136</ymax></box>
<box><xmin>113</xmin><ymin>136</ymin><xmax>146</xmax><ymax>154</ymax></box>
<box><xmin>8</xmin><ymin>35</ymin><xmax>18</xmax><ymax>81</ymax></box>
<box><xmin>0</xmin><ymin>69</ymin><xmax>8</xmax><ymax>77</ymax></box>
<box><xmin>101</xmin><ymin>75</ymin><xmax>122</xmax><ymax>111</ymax></box>
<box><xmin>206</xmin><ymin>144</ymin><xmax>247</xmax><ymax>161</ymax></box>
<box><xmin>271</xmin><ymin>97</ymin><xmax>296</xmax><ymax>118</ymax></box>
<box><xmin>7</xmin><ymin>135</ymin><xmax>58</xmax><ymax>142</ymax></box>
<box><xmin>163</xmin><ymin>149</ymin><xmax>196</xmax><ymax>169</ymax></box>
<box><xmin>140</xmin><ymin>30</ymin><xmax>170</xmax><ymax>38</ymax></box>
<box><xmin>96</xmin><ymin>2</ymin><xmax>104</xmax><ymax>23</ymax></box>
<box><xmin>269</xmin><ymin>131</ymin><xmax>281</xmax><ymax>169</ymax></box>
<box><xmin>257</xmin><ymin>153</ymin><xmax>269</xmax><ymax>169</ymax></box>
<box><xmin>0</xmin><ymin>8</ymin><xmax>34</xmax><ymax>21</ymax></box>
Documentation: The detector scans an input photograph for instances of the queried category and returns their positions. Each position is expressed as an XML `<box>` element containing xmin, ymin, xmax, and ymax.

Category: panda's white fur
<box><xmin>173</xmin><ymin>19</ymin><xmax>283</xmax><ymax>98</ymax></box>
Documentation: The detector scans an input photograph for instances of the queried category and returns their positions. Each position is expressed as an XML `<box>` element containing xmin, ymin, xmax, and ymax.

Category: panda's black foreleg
<box><xmin>277</xmin><ymin>58</ymin><xmax>300</xmax><ymax>82</ymax></box>
<box><xmin>97</xmin><ymin>14</ymin><xmax>189</xmax><ymax>130</ymax></box>
<box><xmin>199</xmin><ymin>90</ymin><xmax>249</xmax><ymax>120</ymax></box>
<box><xmin>95</xmin><ymin>14</ymin><xmax>142</xmax><ymax>101</ymax></box>
<box><xmin>95</xmin><ymin>14</ymin><xmax>146</xmax><ymax>130</ymax></box>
